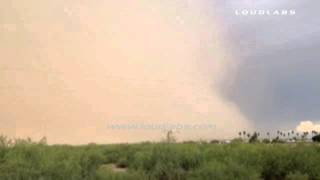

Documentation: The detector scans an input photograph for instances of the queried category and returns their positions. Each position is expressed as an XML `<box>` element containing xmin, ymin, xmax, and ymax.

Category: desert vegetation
<box><xmin>1</xmin><ymin>132</ymin><xmax>320</xmax><ymax>180</ymax></box>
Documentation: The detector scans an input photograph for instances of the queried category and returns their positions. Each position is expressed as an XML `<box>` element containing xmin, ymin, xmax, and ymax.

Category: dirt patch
<box><xmin>100</xmin><ymin>163</ymin><xmax>128</xmax><ymax>173</ymax></box>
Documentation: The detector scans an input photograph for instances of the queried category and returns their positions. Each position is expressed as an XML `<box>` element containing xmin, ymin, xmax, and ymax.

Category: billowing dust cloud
<box><xmin>0</xmin><ymin>0</ymin><xmax>252</xmax><ymax>144</ymax></box>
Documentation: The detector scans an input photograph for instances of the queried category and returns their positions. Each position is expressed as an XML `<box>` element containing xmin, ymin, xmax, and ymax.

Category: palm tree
<box><xmin>312</xmin><ymin>130</ymin><xmax>318</xmax><ymax>136</ymax></box>
<box><xmin>301</xmin><ymin>132</ymin><xmax>309</xmax><ymax>140</ymax></box>
<box><xmin>279</xmin><ymin>132</ymin><xmax>283</xmax><ymax>139</ymax></box>
<box><xmin>166</xmin><ymin>130</ymin><xmax>176</xmax><ymax>143</ymax></box>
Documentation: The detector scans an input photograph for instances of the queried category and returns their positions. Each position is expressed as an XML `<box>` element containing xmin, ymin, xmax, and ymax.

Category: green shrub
<box><xmin>285</xmin><ymin>171</ymin><xmax>309</xmax><ymax>180</ymax></box>
<box><xmin>0</xmin><ymin>138</ymin><xmax>320</xmax><ymax>180</ymax></box>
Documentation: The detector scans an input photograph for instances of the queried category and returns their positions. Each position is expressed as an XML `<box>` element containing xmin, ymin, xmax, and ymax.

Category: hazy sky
<box><xmin>1</xmin><ymin>0</ymin><xmax>319</xmax><ymax>144</ymax></box>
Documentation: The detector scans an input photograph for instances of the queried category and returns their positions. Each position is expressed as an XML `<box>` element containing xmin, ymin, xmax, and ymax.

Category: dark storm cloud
<box><xmin>213</xmin><ymin>0</ymin><xmax>320</xmax><ymax>130</ymax></box>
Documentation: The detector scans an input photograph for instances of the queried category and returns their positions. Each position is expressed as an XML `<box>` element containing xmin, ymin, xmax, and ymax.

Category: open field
<box><xmin>0</xmin><ymin>137</ymin><xmax>320</xmax><ymax>180</ymax></box>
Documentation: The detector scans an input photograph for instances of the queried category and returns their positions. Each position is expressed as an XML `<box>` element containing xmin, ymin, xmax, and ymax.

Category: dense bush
<box><xmin>312</xmin><ymin>134</ymin><xmax>320</xmax><ymax>142</ymax></box>
<box><xmin>0</xmin><ymin>136</ymin><xmax>320</xmax><ymax>180</ymax></box>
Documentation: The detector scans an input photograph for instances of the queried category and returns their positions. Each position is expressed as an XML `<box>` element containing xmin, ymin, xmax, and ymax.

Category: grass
<box><xmin>0</xmin><ymin>137</ymin><xmax>320</xmax><ymax>180</ymax></box>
